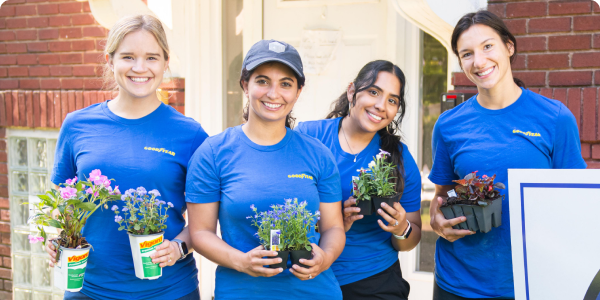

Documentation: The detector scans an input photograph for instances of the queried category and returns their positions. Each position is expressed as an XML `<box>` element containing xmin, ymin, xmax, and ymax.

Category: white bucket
<box><xmin>54</xmin><ymin>246</ymin><xmax>90</xmax><ymax>292</ymax></box>
<box><xmin>128</xmin><ymin>232</ymin><xmax>164</xmax><ymax>280</ymax></box>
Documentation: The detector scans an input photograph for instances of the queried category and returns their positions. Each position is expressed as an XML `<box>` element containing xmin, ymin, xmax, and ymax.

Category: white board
<box><xmin>508</xmin><ymin>169</ymin><xmax>600</xmax><ymax>300</ymax></box>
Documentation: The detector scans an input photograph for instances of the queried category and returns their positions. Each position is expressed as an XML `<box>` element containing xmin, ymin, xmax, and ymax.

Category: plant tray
<box><xmin>440</xmin><ymin>198</ymin><xmax>502</xmax><ymax>233</ymax></box>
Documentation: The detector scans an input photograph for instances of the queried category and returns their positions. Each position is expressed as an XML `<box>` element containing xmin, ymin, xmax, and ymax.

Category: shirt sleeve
<box><xmin>294</xmin><ymin>122</ymin><xmax>307</xmax><ymax>134</ymax></box>
<box><xmin>398</xmin><ymin>145</ymin><xmax>421</xmax><ymax>213</ymax></box>
<box><xmin>428</xmin><ymin>119</ymin><xmax>459</xmax><ymax>186</ymax></box>
<box><xmin>50</xmin><ymin>116</ymin><xmax>76</xmax><ymax>185</ymax></box>
<box><xmin>188</xmin><ymin>125</ymin><xmax>210</xmax><ymax>158</ymax></box>
<box><xmin>317</xmin><ymin>145</ymin><xmax>342</xmax><ymax>203</ymax></box>
<box><xmin>552</xmin><ymin>104</ymin><xmax>587</xmax><ymax>169</ymax></box>
<box><xmin>185</xmin><ymin>140</ymin><xmax>221</xmax><ymax>204</ymax></box>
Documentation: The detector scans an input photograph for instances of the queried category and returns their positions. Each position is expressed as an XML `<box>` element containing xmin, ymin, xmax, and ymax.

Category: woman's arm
<box><xmin>376</xmin><ymin>202</ymin><xmax>421</xmax><ymax>252</ymax></box>
<box><xmin>429</xmin><ymin>184</ymin><xmax>474</xmax><ymax>242</ymax></box>
<box><xmin>151</xmin><ymin>226</ymin><xmax>192</xmax><ymax>267</ymax></box>
<box><xmin>187</xmin><ymin>202</ymin><xmax>283</xmax><ymax>277</ymax></box>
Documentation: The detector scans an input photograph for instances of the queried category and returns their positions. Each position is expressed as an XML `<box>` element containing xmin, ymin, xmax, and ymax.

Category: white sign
<box><xmin>298</xmin><ymin>29</ymin><xmax>342</xmax><ymax>75</ymax></box>
<box><xmin>508</xmin><ymin>169</ymin><xmax>600</xmax><ymax>300</ymax></box>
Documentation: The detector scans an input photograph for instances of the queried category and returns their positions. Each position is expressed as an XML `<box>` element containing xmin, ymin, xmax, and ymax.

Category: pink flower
<box><xmin>65</xmin><ymin>176</ymin><xmax>78</xmax><ymax>185</ymax></box>
<box><xmin>102</xmin><ymin>178</ymin><xmax>111</xmax><ymax>188</ymax></box>
<box><xmin>89</xmin><ymin>169</ymin><xmax>102</xmax><ymax>179</ymax></box>
<box><xmin>60</xmin><ymin>187</ymin><xmax>77</xmax><ymax>199</ymax></box>
<box><xmin>111</xmin><ymin>186</ymin><xmax>121</xmax><ymax>195</ymax></box>
<box><xmin>93</xmin><ymin>175</ymin><xmax>108</xmax><ymax>186</ymax></box>
<box><xmin>86</xmin><ymin>188</ymin><xmax>93</xmax><ymax>194</ymax></box>
<box><xmin>28</xmin><ymin>235</ymin><xmax>44</xmax><ymax>244</ymax></box>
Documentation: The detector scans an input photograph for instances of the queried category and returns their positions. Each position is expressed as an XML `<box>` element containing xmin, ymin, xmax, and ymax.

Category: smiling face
<box><xmin>348</xmin><ymin>71</ymin><xmax>401</xmax><ymax>133</ymax></box>
<box><xmin>107</xmin><ymin>30</ymin><xmax>168</xmax><ymax>101</ymax></box>
<box><xmin>242</xmin><ymin>62</ymin><xmax>302</xmax><ymax>126</ymax></box>
<box><xmin>457</xmin><ymin>24</ymin><xmax>514</xmax><ymax>91</ymax></box>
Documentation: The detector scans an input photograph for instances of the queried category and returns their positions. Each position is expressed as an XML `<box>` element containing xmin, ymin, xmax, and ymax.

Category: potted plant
<box><xmin>27</xmin><ymin>169</ymin><xmax>121</xmax><ymax>292</ymax></box>
<box><xmin>369</xmin><ymin>149</ymin><xmax>401</xmax><ymax>210</ymax></box>
<box><xmin>282</xmin><ymin>199</ymin><xmax>319</xmax><ymax>269</ymax></box>
<box><xmin>114</xmin><ymin>187</ymin><xmax>172</xmax><ymax>280</ymax></box>
<box><xmin>352</xmin><ymin>168</ymin><xmax>374</xmax><ymax>215</ymax></box>
<box><xmin>248</xmin><ymin>204</ymin><xmax>289</xmax><ymax>269</ymax></box>
<box><xmin>440</xmin><ymin>171</ymin><xmax>505</xmax><ymax>233</ymax></box>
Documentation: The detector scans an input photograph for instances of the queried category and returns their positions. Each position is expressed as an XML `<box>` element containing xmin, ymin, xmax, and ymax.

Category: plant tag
<box><xmin>447</xmin><ymin>189</ymin><xmax>457</xmax><ymax>198</ymax></box>
<box><xmin>270</xmin><ymin>229</ymin><xmax>281</xmax><ymax>251</ymax></box>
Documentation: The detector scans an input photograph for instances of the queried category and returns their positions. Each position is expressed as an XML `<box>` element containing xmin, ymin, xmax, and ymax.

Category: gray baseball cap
<box><xmin>242</xmin><ymin>39</ymin><xmax>304</xmax><ymax>79</ymax></box>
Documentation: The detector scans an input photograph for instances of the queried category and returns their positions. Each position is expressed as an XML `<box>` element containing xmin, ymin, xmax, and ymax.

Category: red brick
<box><xmin>18</xmin><ymin>91</ymin><xmax>26</xmax><ymax>126</ymax></box>
<box><xmin>1</xmin><ymin>257</ymin><xmax>10</xmax><ymax>269</ymax></box>
<box><xmin>83</xmin><ymin>1</ymin><xmax>91</xmax><ymax>12</ymax></box>
<box><xmin>48</xmin><ymin>41</ymin><xmax>71</xmax><ymax>52</ymax></box>
<box><xmin>591</xmin><ymin>145</ymin><xmax>600</xmax><ymax>159</ymax></box>
<box><xmin>567</xmin><ymin>88</ymin><xmax>581</xmax><ymax>131</ymax></box>
<box><xmin>549</xmin><ymin>35</ymin><xmax>591</xmax><ymax>51</ymax></box>
<box><xmin>17</xmin><ymin>54</ymin><xmax>36</xmax><ymax>65</ymax></box>
<box><xmin>72</xmin><ymin>13</ymin><xmax>95</xmax><ymax>25</ymax></box>
<box><xmin>72</xmin><ymin>40</ymin><xmax>95</xmax><ymax>51</ymax></box>
<box><xmin>49</xmin><ymin>66</ymin><xmax>71</xmax><ymax>76</ymax></box>
<box><xmin>3</xmin><ymin>93</ymin><xmax>12</xmax><ymax>126</ymax></box>
<box><xmin>452</xmin><ymin>72</ymin><xmax>475</xmax><ymax>87</ymax></box>
<box><xmin>0</xmin><ymin>31</ymin><xmax>16</xmax><ymax>41</ymax></box>
<box><xmin>62</xmin><ymin>78</ymin><xmax>83</xmax><ymax>89</ymax></box>
<box><xmin>594</xmin><ymin>34</ymin><xmax>600</xmax><ymax>49</ymax></box>
<box><xmin>20</xmin><ymin>79</ymin><xmax>39</xmax><ymax>89</ymax></box>
<box><xmin>528</xmin><ymin>17</ymin><xmax>571</xmax><ymax>33</ymax></box>
<box><xmin>40</xmin><ymin>78</ymin><xmax>60</xmax><ymax>90</ymax></box>
<box><xmin>582</xmin><ymin>88</ymin><xmax>597</xmax><ymax>141</ymax></box>
<box><xmin>59</xmin><ymin>27</ymin><xmax>82</xmax><ymax>39</ymax></box>
<box><xmin>574</xmin><ymin>16</ymin><xmax>600</xmax><ymax>31</ymax></box>
<box><xmin>6</xmin><ymin>43</ymin><xmax>26</xmax><ymax>53</ymax></box>
<box><xmin>15</xmin><ymin>5</ymin><xmax>36</xmax><ymax>16</ymax></box>
<box><xmin>96</xmin><ymin>39</ymin><xmax>106</xmax><ymax>50</ymax></box>
<box><xmin>0</xmin><ymin>266</ymin><xmax>11</xmax><ymax>278</ymax></box>
<box><xmin>528</xmin><ymin>53</ymin><xmax>569</xmax><ymax>70</ymax></box>
<box><xmin>516</xmin><ymin>36</ymin><xmax>546</xmax><ymax>52</ymax></box>
<box><xmin>594</xmin><ymin>1</ymin><xmax>600</xmax><ymax>12</ymax></box>
<box><xmin>0</xmin><ymin>68</ymin><xmax>5</xmax><ymax>77</ymax></box>
<box><xmin>83</xmin><ymin>26</ymin><xmax>107</xmax><ymax>37</ymax></box>
<box><xmin>549</xmin><ymin>1</ymin><xmax>591</xmax><ymax>15</ymax></box>
<box><xmin>0</xmin><ymin>222</ymin><xmax>8</xmax><ymax>233</ymax></box>
<box><xmin>0</xmin><ymin>141</ymin><xmax>4</xmax><ymax>152</ymax></box>
<box><xmin>53</xmin><ymin>91</ymin><xmax>61</xmax><ymax>127</ymax></box>
<box><xmin>8</xmin><ymin>67</ymin><xmax>27</xmax><ymax>77</ymax></box>
<box><xmin>6</xmin><ymin>18</ymin><xmax>27</xmax><ymax>29</ymax></box>
<box><xmin>16</xmin><ymin>29</ymin><xmax>36</xmax><ymax>40</ymax></box>
<box><xmin>60</xmin><ymin>2</ymin><xmax>82</xmax><ymax>13</ymax></box>
<box><xmin>67</xmin><ymin>91</ymin><xmax>76</xmax><ymax>113</ymax></box>
<box><xmin>161</xmin><ymin>78</ymin><xmax>185</xmax><ymax>89</ymax></box>
<box><xmin>37</xmin><ymin>3</ymin><xmax>59</xmax><ymax>15</ymax></box>
<box><xmin>33</xmin><ymin>91</ymin><xmax>40</xmax><ymax>127</ymax></box>
<box><xmin>549</xmin><ymin>71</ymin><xmax>593</xmax><ymax>86</ymax></box>
<box><xmin>1</xmin><ymin>209</ymin><xmax>9</xmax><ymax>222</ymax></box>
<box><xmin>173</xmin><ymin>105</ymin><xmax>185</xmax><ymax>115</ymax></box>
<box><xmin>0</xmin><ymin>6</ymin><xmax>15</xmax><ymax>17</ymax></box>
<box><xmin>49</xmin><ymin>15</ymin><xmax>70</xmax><ymax>27</ymax></box>
<box><xmin>39</xmin><ymin>28</ymin><xmax>58</xmax><ymax>40</ymax></box>
<box><xmin>60</xmin><ymin>53</ymin><xmax>82</xmax><ymax>64</ymax></box>
<box><xmin>507</xmin><ymin>2</ymin><xmax>547</xmax><ymax>18</ymax></box>
<box><xmin>60</xmin><ymin>91</ymin><xmax>68</xmax><ymax>121</ymax></box>
<box><xmin>488</xmin><ymin>3</ymin><xmax>505</xmax><ymax>18</ymax></box>
<box><xmin>83</xmin><ymin>91</ymin><xmax>92</xmax><ymax>107</ymax></box>
<box><xmin>1</xmin><ymin>232</ymin><xmax>9</xmax><ymax>245</ymax></box>
<box><xmin>29</xmin><ymin>66</ymin><xmax>49</xmax><ymax>77</ymax></box>
<box><xmin>39</xmin><ymin>91</ymin><xmax>47</xmax><ymax>127</ymax></box>
<box><xmin>596</xmin><ymin>71</ymin><xmax>600</xmax><ymax>85</ymax></box>
<box><xmin>27</xmin><ymin>42</ymin><xmax>47</xmax><ymax>52</ymax></box>
<box><xmin>83</xmin><ymin>78</ymin><xmax>102</xmax><ymax>90</ymax></box>
<box><xmin>6</xmin><ymin>0</ymin><xmax>26</xmax><ymax>3</ymax></box>
<box><xmin>0</xmin><ymin>19</ymin><xmax>4</xmax><ymax>30</ymax></box>
<box><xmin>538</xmin><ymin>88</ymin><xmax>553</xmax><ymax>99</ymax></box>
<box><xmin>84</xmin><ymin>52</ymin><xmax>103</xmax><ymax>64</ymax></box>
<box><xmin>572</xmin><ymin>53</ymin><xmax>600</xmax><ymax>68</ymax></box>
<box><xmin>73</xmin><ymin>65</ymin><xmax>95</xmax><ymax>76</ymax></box>
<box><xmin>27</xmin><ymin>17</ymin><xmax>48</xmax><ymax>28</ymax></box>
<box><xmin>0</xmin><ymin>56</ymin><xmax>16</xmax><ymax>65</ymax></box>
<box><xmin>25</xmin><ymin>90</ymin><xmax>33</xmax><ymax>126</ymax></box>
<box><xmin>75</xmin><ymin>91</ymin><xmax>83</xmax><ymax>110</ymax></box>
<box><xmin>168</xmin><ymin>91</ymin><xmax>185</xmax><ymax>104</ymax></box>
<box><xmin>504</xmin><ymin>19</ymin><xmax>527</xmax><ymax>35</ymax></box>
<box><xmin>38</xmin><ymin>53</ymin><xmax>60</xmax><ymax>65</ymax></box>
<box><xmin>513</xmin><ymin>71</ymin><xmax>546</xmax><ymax>87</ymax></box>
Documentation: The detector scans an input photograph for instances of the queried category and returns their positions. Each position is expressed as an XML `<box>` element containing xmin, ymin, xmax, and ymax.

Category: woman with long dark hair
<box><xmin>428</xmin><ymin>11</ymin><xmax>586</xmax><ymax>299</ymax></box>
<box><xmin>296</xmin><ymin>60</ymin><xmax>422</xmax><ymax>299</ymax></box>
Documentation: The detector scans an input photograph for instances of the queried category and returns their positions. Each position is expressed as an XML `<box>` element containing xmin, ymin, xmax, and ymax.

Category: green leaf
<box><xmin>134</xmin><ymin>224</ymin><xmax>140</xmax><ymax>231</ymax></box>
<box><xmin>38</xmin><ymin>194</ymin><xmax>52</xmax><ymax>202</ymax></box>
<box><xmin>118</xmin><ymin>226</ymin><xmax>125</xmax><ymax>231</ymax></box>
<box><xmin>47</xmin><ymin>219</ymin><xmax>63</xmax><ymax>229</ymax></box>
<box><xmin>75</xmin><ymin>202</ymin><xmax>96</xmax><ymax>211</ymax></box>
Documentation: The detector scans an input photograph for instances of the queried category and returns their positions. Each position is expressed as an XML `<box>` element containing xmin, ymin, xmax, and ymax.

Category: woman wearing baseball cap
<box><xmin>186</xmin><ymin>40</ymin><xmax>345</xmax><ymax>299</ymax></box>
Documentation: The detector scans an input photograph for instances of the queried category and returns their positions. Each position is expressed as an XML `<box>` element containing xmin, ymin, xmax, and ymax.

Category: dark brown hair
<box><xmin>239</xmin><ymin>63</ymin><xmax>306</xmax><ymax>128</ymax></box>
<box><xmin>451</xmin><ymin>10</ymin><xmax>526</xmax><ymax>88</ymax></box>
<box><xmin>327</xmin><ymin>60</ymin><xmax>406</xmax><ymax>195</ymax></box>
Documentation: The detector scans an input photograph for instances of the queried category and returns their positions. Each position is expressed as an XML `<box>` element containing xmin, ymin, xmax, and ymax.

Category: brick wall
<box><xmin>452</xmin><ymin>0</ymin><xmax>600</xmax><ymax>168</ymax></box>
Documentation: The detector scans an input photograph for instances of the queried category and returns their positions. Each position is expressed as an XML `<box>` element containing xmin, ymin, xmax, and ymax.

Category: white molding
<box><xmin>276</xmin><ymin>0</ymin><xmax>379</xmax><ymax>8</ymax></box>
<box><xmin>6</xmin><ymin>128</ymin><xmax>59</xmax><ymax>139</ymax></box>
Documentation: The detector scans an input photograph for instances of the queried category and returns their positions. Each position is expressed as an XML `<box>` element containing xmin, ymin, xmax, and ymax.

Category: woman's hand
<box><xmin>430</xmin><ymin>196</ymin><xmax>474</xmax><ymax>242</ymax></box>
<box><xmin>375</xmin><ymin>201</ymin><xmax>409</xmax><ymax>236</ymax></box>
<box><xmin>151</xmin><ymin>239</ymin><xmax>182</xmax><ymax>267</ymax></box>
<box><xmin>45</xmin><ymin>239</ymin><xmax>57</xmax><ymax>267</ymax></box>
<box><xmin>289</xmin><ymin>243</ymin><xmax>329</xmax><ymax>281</ymax></box>
<box><xmin>234</xmin><ymin>245</ymin><xmax>284</xmax><ymax>277</ymax></box>
<box><xmin>342</xmin><ymin>197</ymin><xmax>363</xmax><ymax>232</ymax></box>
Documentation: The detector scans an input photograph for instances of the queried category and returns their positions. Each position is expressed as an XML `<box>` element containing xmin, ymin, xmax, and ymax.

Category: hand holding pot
<box><xmin>376</xmin><ymin>201</ymin><xmax>408</xmax><ymax>235</ymax></box>
<box><xmin>343</xmin><ymin>197</ymin><xmax>363</xmax><ymax>232</ymax></box>
<box><xmin>289</xmin><ymin>243</ymin><xmax>328</xmax><ymax>281</ymax></box>
<box><xmin>45</xmin><ymin>239</ymin><xmax>57</xmax><ymax>267</ymax></box>
<box><xmin>236</xmin><ymin>245</ymin><xmax>284</xmax><ymax>277</ymax></box>
<box><xmin>151</xmin><ymin>239</ymin><xmax>181</xmax><ymax>268</ymax></box>
<box><xmin>431</xmin><ymin>197</ymin><xmax>474</xmax><ymax>242</ymax></box>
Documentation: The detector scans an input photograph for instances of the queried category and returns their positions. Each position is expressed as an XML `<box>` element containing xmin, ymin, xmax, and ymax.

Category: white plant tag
<box><xmin>447</xmin><ymin>189</ymin><xmax>457</xmax><ymax>198</ymax></box>
<box><xmin>270</xmin><ymin>229</ymin><xmax>281</xmax><ymax>251</ymax></box>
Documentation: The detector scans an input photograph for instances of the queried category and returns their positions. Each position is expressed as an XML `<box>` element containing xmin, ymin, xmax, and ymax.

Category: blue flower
<box><xmin>114</xmin><ymin>215</ymin><xmax>123</xmax><ymax>222</ymax></box>
<box><xmin>136</xmin><ymin>187</ymin><xmax>147</xmax><ymax>196</ymax></box>
<box><xmin>125</xmin><ymin>188</ymin><xmax>136</xmax><ymax>197</ymax></box>
<box><xmin>121</xmin><ymin>195</ymin><xmax>127</xmax><ymax>201</ymax></box>
<box><xmin>149</xmin><ymin>189</ymin><xmax>161</xmax><ymax>197</ymax></box>
<box><xmin>111</xmin><ymin>205</ymin><xmax>118</xmax><ymax>211</ymax></box>
<box><xmin>122</xmin><ymin>207</ymin><xmax>128</xmax><ymax>212</ymax></box>
<box><xmin>250</xmin><ymin>204</ymin><xmax>256</xmax><ymax>210</ymax></box>
<box><xmin>167</xmin><ymin>202</ymin><xmax>174</xmax><ymax>208</ymax></box>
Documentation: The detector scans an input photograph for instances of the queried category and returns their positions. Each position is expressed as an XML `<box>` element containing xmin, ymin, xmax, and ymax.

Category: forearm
<box><xmin>317</xmin><ymin>225</ymin><xmax>346</xmax><ymax>269</ymax></box>
<box><xmin>191</xmin><ymin>229</ymin><xmax>245</xmax><ymax>271</ymax></box>
<box><xmin>173</xmin><ymin>226</ymin><xmax>193</xmax><ymax>252</ymax></box>
<box><xmin>390</xmin><ymin>221</ymin><xmax>421</xmax><ymax>252</ymax></box>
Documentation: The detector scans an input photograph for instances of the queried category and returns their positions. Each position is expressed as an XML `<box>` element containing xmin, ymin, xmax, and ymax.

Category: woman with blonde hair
<box><xmin>45</xmin><ymin>15</ymin><xmax>207</xmax><ymax>300</ymax></box>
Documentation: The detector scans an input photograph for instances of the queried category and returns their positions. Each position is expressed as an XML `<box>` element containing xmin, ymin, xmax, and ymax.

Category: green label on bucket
<box><xmin>141</xmin><ymin>257</ymin><xmax>161</xmax><ymax>277</ymax></box>
<box><xmin>67</xmin><ymin>267</ymin><xmax>86</xmax><ymax>289</ymax></box>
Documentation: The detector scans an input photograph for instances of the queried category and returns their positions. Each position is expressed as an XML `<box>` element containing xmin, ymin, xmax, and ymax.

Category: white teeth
<box><xmin>367</xmin><ymin>111</ymin><xmax>382</xmax><ymax>121</ymax></box>
<box><xmin>130</xmin><ymin>77</ymin><xmax>149</xmax><ymax>82</ymax></box>
<box><xmin>477</xmin><ymin>67</ymin><xmax>493</xmax><ymax>76</ymax></box>
<box><xmin>263</xmin><ymin>102</ymin><xmax>282</xmax><ymax>109</ymax></box>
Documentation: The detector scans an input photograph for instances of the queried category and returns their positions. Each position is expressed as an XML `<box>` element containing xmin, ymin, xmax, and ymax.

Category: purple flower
<box><xmin>149</xmin><ymin>189</ymin><xmax>161</xmax><ymax>197</ymax></box>
<box><xmin>65</xmin><ymin>176</ymin><xmax>78</xmax><ymax>185</ymax></box>
<box><xmin>250</xmin><ymin>204</ymin><xmax>256</xmax><ymax>210</ymax></box>
<box><xmin>136</xmin><ymin>187</ymin><xmax>147</xmax><ymax>196</ymax></box>
<box><xmin>120</xmin><ymin>195</ymin><xmax>127</xmax><ymax>201</ymax></box>
<box><xmin>378</xmin><ymin>149</ymin><xmax>390</xmax><ymax>156</ymax></box>
<box><xmin>114</xmin><ymin>215</ymin><xmax>123</xmax><ymax>222</ymax></box>
<box><xmin>28</xmin><ymin>235</ymin><xmax>44</xmax><ymax>244</ymax></box>
<box><xmin>59</xmin><ymin>186</ymin><xmax>77</xmax><ymax>200</ymax></box>
<box><xmin>125</xmin><ymin>189</ymin><xmax>136</xmax><ymax>198</ymax></box>
<box><xmin>167</xmin><ymin>202</ymin><xmax>174</xmax><ymax>208</ymax></box>
<box><xmin>122</xmin><ymin>207</ymin><xmax>128</xmax><ymax>212</ymax></box>
<box><xmin>111</xmin><ymin>205</ymin><xmax>118</xmax><ymax>211</ymax></box>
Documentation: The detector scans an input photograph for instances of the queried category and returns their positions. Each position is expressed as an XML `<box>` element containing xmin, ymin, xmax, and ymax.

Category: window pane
<box><xmin>30</xmin><ymin>139</ymin><xmax>48</xmax><ymax>169</ymax></box>
<box><xmin>13</xmin><ymin>230</ymin><xmax>31</xmax><ymax>253</ymax></box>
<box><xmin>29</xmin><ymin>173</ymin><xmax>48</xmax><ymax>196</ymax></box>
<box><xmin>11</xmin><ymin>196</ymin><xmax>29</xmax><ymax>229</ymax></box>
<box><xmin>32</xmin><ymin>256</ymin><xmax>52</xmax><ymax>289</ymax></box>
<box><xmin>14</xmin><ymin>289</ymin><xmax>33</xmax><ymax>300</ymax></box>
<box><xmin>12</xmin><ymin>171</ymin><xmax>29</xmax><ymax>194</ymax></box>
<box><xmin>11</xmin><ymin>138</ymin><xmax>28</xmax><ymax>168</ymax></box>
<box><xmin>32</xmin><ymin>292</ymin><xmax>52</xmax><ymax>300</ymax></box>
<box><xmin>14</xmin><ymin>254</ymin><xmax>31</xmax><ymax>286</ymax></box>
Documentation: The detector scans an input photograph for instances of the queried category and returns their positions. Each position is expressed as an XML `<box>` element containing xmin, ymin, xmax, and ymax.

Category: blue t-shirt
<box><xmin>429</xmin><ymin>88</ymin><xmax>586</xmax><ymax>298</ymax></box>
<box><xmin>185</xmin><ymin>125</ymin><xmax>343</xmax><ymax>300</ymax></box>
<box><xmin>51</xmin><ymin>101</ymin><xmax>208</xmax><ymax>300</ymax></box>
<box><xmin>296</xmin><ymin>117</ymin><xmax>422</xmax><ymax>285</ymax></box>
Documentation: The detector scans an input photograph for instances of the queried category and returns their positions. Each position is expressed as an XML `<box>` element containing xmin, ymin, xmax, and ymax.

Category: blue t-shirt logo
<box><xmin>144</xmin><ymin>146</ymin><xmax>176</xmax><ymax>156</ymax></box>
<box><xmin>288</xmin><ymin>174</ymin><xmax>314</xmax><ymax>180</ymax></box>
<box><xmin>513</xmin><ymin>129</ymin><xmax>541</xmax><ymax>137</ymax></box>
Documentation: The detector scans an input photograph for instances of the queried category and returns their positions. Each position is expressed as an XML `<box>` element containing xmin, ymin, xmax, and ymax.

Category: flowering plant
<box><xmin>352</xmin><ymin>149</ymin><xmax>398</xmax><ymax>202</ymax></box>
<box><xmin>114</xmin><ymin>187</ymin><xmax>172</xmax><ymax>235</ymax></box>
<box><xmin>352</xmin><ymin>168</ymin><xmax>374</xmax><ymax>203</ymax></box>
<box><xmin>247</xmin><ymin>199</ymin><xmax>320</xmax><ymax>251</ymax></box>
<box><xmin>27</xmin><ymin>169</ymin><xmax>121</xmax><ymax>248</ymax></box>
<box><xmin>443</xmin><ymin>171</ymin><xmax>505</xmax><ymax>207</ymax></box>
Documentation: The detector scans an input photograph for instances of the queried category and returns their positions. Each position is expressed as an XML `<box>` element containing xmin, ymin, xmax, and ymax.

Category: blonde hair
<box><xmin>102</xmin><ymin>15</ymin><xmax>170</xmax><ymax>90</ymax></box>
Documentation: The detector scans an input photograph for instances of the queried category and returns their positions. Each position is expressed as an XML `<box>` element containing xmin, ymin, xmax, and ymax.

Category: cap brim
<box><xmin>246</xmin><ymin>57</ymin><xmax>304</xmax><ymax>79</ymax></box>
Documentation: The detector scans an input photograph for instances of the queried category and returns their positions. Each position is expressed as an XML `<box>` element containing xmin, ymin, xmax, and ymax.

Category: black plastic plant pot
<box><xmin>266</xmin><ymin>251</ymin><xmax>289</xmax><ymax>269</ymax></box>
<box><xmin>290</xmin><ymin>249</ymin><xmax>313</xmax><ymax>269</ymax></box>
<box><xmin>372</xmin><ymin>193</ymin><xmax>401</xmax><ymax>211</ymax></box>
<box><xmin>440</xmin><ymin>198</ymin><xmax>502</xmax><ymax>233</ymax></box>
<box><xmin>355</xmin><ymin>199</ymin><xmax>372</xmax><ymax>215</ymax></box>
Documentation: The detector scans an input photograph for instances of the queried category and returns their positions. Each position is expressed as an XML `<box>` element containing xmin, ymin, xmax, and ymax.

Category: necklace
<box><xmin>340</xmin><ymin>120</ymin><xmax>359</xmax><ymax>162</ymax></box>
